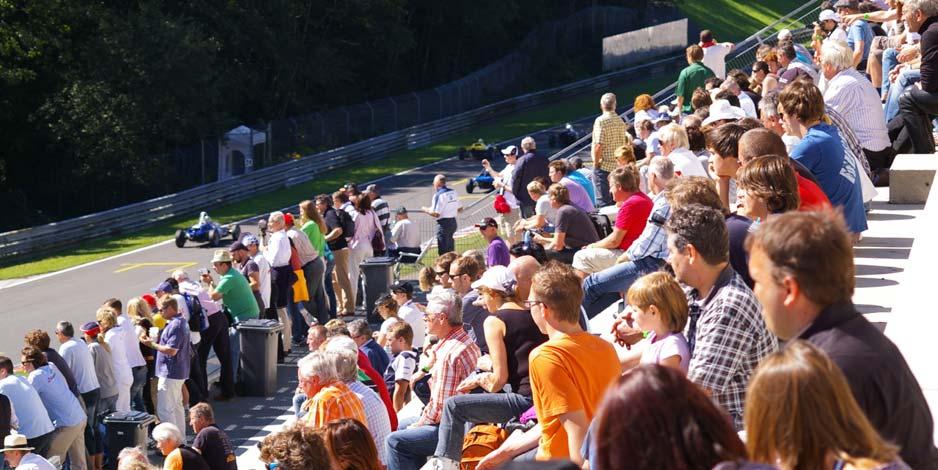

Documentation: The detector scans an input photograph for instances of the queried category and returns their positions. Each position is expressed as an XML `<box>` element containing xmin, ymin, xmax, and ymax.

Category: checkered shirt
<box><xmin>625</xmin><ymin>191</ymin><xmax>671</xmax><ymax>261</ymax></box>
<box><xmin>418</xmin><ymin>327</ymin><xmax>481</xmax><ymax>426</ymax></box>
<box><xmin>303</xmin><ymin>381</ymin><xmax>367</xmax><ymax>429</ymax></box>
<box><xmin>684</xmin><ymin>266</ymin><xmax>778</xmax><ymax>430</ymax></box>
<box><xmin>348</xmin><ymin>380</ymin><xmax>391</xmax><ymax>464</ymax></box>
<box><xmin>592</xmin><ymin>111</ymin><xmax>629</xmax><ymax>172</ymax></box>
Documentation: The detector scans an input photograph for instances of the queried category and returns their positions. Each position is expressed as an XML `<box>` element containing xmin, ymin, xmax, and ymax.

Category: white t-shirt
<box><xmin>391</xmin><ymin>219</ymin><xmax>421</xmax><ymax>250</ymax></box>
<box><xmin>702</xmin><ymin>43</ymin><xmax>733</xmax><ymax>79</ymax></box>
<box><xmin>116</xmin><ymin>314</ymin><xmax>146</xmax><ymax>369</ymax></box>
<box><xmin>398</xmin><ymin>301</ymin><xmax>425</xmax><ymax>348</ymax></box>
<box><xmin>738</xmin><ymin>93</ymin><xmax>758</xmax><ymax>118</ymax></box>
<box><xmin>58</xmin><ymin>339</ymin><xmax>100</xmax><ymax>394</ymax></box>
<box><xmin>389</xmin><ymin>350</ymin><xmax>418</xmax><ymax>383</ymax></box>
<box><xmin>251</xmin><ymin>252</ymin><xmax>272</xmax><ymax>309</ymax></box>
<box><xmin>380</xmin><ymin>317</ymin><xmax>402</xmax><ymax>335</ymax></box>
<box><xmin>431</xmin><ymin>187</ymin><xmax>461</xmax><ymax>219</ymax></box>
<box><xmin>104</xmin><ymin>329</ymin><xmax>133</xmax><ymax>388</ymax></box>
<box><xmin>28</xmin><ymin>365</ymin><xmax>86</xmax><ymax>428</ymax></box>
<box><xmin>15</xmin><ymin>453</ymin><xmax>56</xmax><ymax>470</ymax></box>
<box><xmin>535</xmin><ymin>195</ymin><xmax>558</xmax><ymax>226</ymax></box>
<box><xmin>499</xmin><ymin>163</ymin><xmax>520</xmax><ymax>208</ymax></box>
<box><xmin>668</xmin><ymin>148</ymin><xmax>709</xmax><ymax>177</ymax></box>
<box><xmin>0</xmin><ymin>376</ymin><xmax>54</xmax><ymax>438</ymax></box>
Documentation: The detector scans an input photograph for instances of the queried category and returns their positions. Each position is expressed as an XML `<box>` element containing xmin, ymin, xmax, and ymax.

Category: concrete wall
<box><xmin>602</xmin><ymin>19</ymin><xmax>688</xmax><ymax>72</ymax></box>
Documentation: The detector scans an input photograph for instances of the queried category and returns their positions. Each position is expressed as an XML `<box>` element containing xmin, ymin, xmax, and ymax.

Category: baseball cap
<box><xmin>283</xmin><ymin>212</ymin><xmax>295</xmax><ymax>227</ymax></box>
<box><xmin>229</xmin><ymin>240</ymin><xmax>247</xmax><ymax>252</ymax></box>
<box><xmin>501</xmin><ymin>145</ymin><xmax>518</xmax><ymax>156</ymax></box>
<box><xmin>152</xmin><ymin>280</ymin><xmax>174</xmax><ymax>294</ymax></box>
<box><xmin>833</xmin><ymin>0</ymin><xmax>858</xmax><ymax>9</ymax></box>
<box><xmin>365</xmin><ymin>184</ymin><xmax>379</xmax><ymax>194</ymax></box>
<box><xmin>389</xmin><ymin>281</ymin><xmax>414</xmax><ymax>295</ymax></box>
<box><xmin>80</xmin><ymin>321</ymin><xmax>101</xmax><ymax>337</ymax></box>
<box><xmin>475</xmin><ymin>217</ymin><xmax>498</xmax><ymax>229</ymax></box>
<box><xmin>243</xmin><ymin>234</ymin><xmax>259</xmax><ymax>246</ymax></box>
<box><xmin>819</xmin><ymin>9</ymin><xmax>841</xmax><ymax>22</ymax></box>
<box><xmin>396</xmin><ymin>207</ymin><xmax>407</xmax><ymax>215</ymax></box>
<box><xmin>471</xmin><ymin>265</ymin><xmax>517</xmax><ymax>294</ymax></box>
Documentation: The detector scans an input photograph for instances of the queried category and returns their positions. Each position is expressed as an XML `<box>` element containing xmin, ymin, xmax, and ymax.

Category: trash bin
<box><xmin>103</xmin><ymin>411</ymin><xmax>155</xmax><ymax>469</ymax></box>
<box><xmin>237</xmin><ymin>319</ymin><xmax>285</xmax><ymax>397</ymax></box>
<box><xmin>360</xmin><ymin>256</ymin><xmax>396</xmax><ymax>323</ymax></box>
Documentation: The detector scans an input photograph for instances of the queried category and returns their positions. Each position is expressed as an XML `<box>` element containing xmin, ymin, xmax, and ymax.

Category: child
<box><xmin>374</xmin><ymin>294</ymin><xmax>401</xmax><ymax>349</ymax></box>
<box><xmin>382</xmin><ymin>322</ymin><xmax>418</xmax><ymax>412</ymax></box>
<box><xmin>626</xmin><ymin>271</ymin><xmax>691</xmax><ymax>373</ymax></box>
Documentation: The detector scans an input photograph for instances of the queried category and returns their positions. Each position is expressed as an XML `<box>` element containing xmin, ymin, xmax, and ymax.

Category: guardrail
<box><xmin>0</xmin><ymin>55</ymin><xmax>686</xmax><ymax>263</ymax></box>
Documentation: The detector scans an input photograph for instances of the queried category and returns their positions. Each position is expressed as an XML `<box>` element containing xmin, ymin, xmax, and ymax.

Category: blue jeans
<box><xmin>592</xmin><ymin>168</ymin><xmax>611</xmax><ymax>208</ymax></box>
<box><xmin>434</xmin><ymin>392</ymin><xmax>533</xmax><ymax>461</ymax></box>
<box><xmin>436</xmin><ymin>218</ymin><xmax>457</xmax><ymax>255</ymax></box>
<box><xmin>582</xmin><ymin>256</ymin><xmax>664</xmax><ymax>319</ymax></box>
<box><xmin>881</xmin><ymin>47</ymin><xmax>898</xmax><ymax>99</ymax></box>
<box><xmin>885</xmin><ymin>68</ymin><xmax>921</xmax><ymax>122</ymax></box>
<box><xmin>287</xmin><ymin>298</ymin><xmax>309</xmax><ymax>344</ymax></box>
<box><xmin>387</xmin><ymin>416</ymin><xmax>439</xmax><ymax>470</ymax></box>
<box><xmin>293</xmin><ymin>392</ymin><xmax>307</xmax><ymax>418</ymax></box>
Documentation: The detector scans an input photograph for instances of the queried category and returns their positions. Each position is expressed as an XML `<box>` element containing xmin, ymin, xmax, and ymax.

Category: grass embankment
<box><xmin>675</xmin><ymin>0</ymin><xmax>809</xmax><ymax>42</ymax></box>
<box><xmin>0</xmin><ymin>78</ymin><xmax>671</xmax><ymax>280</ymax></box>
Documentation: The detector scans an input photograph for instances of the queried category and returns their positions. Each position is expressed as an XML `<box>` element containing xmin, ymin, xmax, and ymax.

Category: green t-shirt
<box><xmin>301</xmin><ymin>221</ymin><xmax>327</xmax><ymax>255</ymax></box>
<box><xmin>675</xmin><ymin>61</ymin><xmax>715</xmax><ymax>113</ymax></box>
<box><xmin>215</xmin><ymin>269</ymin><xmax>260</xmax><ymax>322</ymax></box>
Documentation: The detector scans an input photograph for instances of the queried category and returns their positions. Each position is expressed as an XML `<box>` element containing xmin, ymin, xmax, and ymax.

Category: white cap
<box><xmin>471</xmin><ymin>265</ymin><xmax>517</xmax><ymax>294</ymax></box>
<box><xmin>501</xmin><ymin>145</ymin><xmax>518</xmax><ymax>156</ymax></box>
<box><xmin>819</xmin><ymin>9</ymin><xmax>841</xmax><ymax>23</ymax></box>
<box><xmin>702</xmin><ymin>100</ymin><xmax>747</xmax><ymax>126</ymax></box>
<box><xmin>778</xmin><ymin>28</ymin><xmax>793</xmax><ymax>41</ymax></box>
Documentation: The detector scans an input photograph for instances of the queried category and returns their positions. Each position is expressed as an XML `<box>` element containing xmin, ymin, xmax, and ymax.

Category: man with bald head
<box><xmin>508</xmin><ymin>255</ymin><xmax>540</xmax><ymax>303</ymax></box>
<box><xmin>739</xmin><ymin>129</ymin><xmax>830</xmax><ymax>211</ymax></box>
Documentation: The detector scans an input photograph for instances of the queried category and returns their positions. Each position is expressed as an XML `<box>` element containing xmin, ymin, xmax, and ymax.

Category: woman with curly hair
<box><xmin>259</xmin><ymin>422</ymin><xmax>333</xmax><ymax>470</ymax></box>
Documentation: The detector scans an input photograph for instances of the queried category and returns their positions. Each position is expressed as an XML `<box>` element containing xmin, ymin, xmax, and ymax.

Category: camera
<box><xmin>198</xmin><ymin>268</ymin><xmax>210</xmax><ymax>276</ymax></box>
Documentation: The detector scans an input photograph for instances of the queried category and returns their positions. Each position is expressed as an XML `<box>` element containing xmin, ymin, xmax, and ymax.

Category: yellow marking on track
<box><xmin>114</xmin><ymin>262</ymin><xmax>198</xmax><ymax>274</ymax></box>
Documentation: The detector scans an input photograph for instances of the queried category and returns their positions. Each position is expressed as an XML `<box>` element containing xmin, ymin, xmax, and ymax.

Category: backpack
<box><xmin>182</xmin><ymin>292</ymin><xmax>208</xmax><ymax>332</ymax></box>
<box><xmin>588</xmin><ymin>211</ymin><xmax>613</xmax><ymax>239</ymax></box>
<box><xmin>460</xmin><ymin>424</ymin><xmax>508</xmax><ymax>470</ymax></box>
<box><xmin>336</xmin><ymin>208</ymin><xmax>356</xmax><ymax>240</ymax></box>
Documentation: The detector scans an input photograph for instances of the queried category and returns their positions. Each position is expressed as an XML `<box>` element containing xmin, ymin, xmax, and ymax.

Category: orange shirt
<box><xmin>303</xmin><ymin>382</ymin><xmax>367</xmax><ymax>429</ymax></box>
<box><xmin>529</xmin><ymin>332</ymin><xmax>620</xmax><ymax>460</ymax></box>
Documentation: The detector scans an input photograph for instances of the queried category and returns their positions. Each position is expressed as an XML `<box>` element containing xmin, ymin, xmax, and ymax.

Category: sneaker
<box><xmin>420</xmin><ymin>457</ymin><xmax>459</xmax><ymax>470</ymax></box>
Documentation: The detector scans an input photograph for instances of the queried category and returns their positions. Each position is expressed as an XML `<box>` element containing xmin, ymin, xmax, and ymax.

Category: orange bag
<box><xmin>460</xmin><ymin>424</ymin><xmax>508</xmax><ymax>470</ymax></box>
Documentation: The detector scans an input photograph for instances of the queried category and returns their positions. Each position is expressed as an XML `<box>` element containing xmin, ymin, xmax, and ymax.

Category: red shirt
<box><xmin>357</xmin><ymin>350</ymin><xmax>398</xmax><ymax>431</ymax></box>
<box><xmin>796</xmin><ymin>174</ymin><xmax>831</xmax><ymax>211</ymax></box>
<box><xmin>615</xmin><ymin>192</ymin><xmax>654</xmax><ymax>250</ymax></box>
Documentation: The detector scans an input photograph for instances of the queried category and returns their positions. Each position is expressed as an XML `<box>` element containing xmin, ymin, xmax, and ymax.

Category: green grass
<box><xmin>0</xmin><ymin>77</ymin><xmax>671</xmax><ymax>280</ymax></box>
<box><xmin>675</xmin><ymin>0</ymin><xmax>809</xmax><ymax>42</ymax></box>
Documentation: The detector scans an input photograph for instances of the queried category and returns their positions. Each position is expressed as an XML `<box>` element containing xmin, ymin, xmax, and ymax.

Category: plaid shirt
<box><xmin>348</xmin><ymin>380</ymin><xmax>391</xmax><ymax>465</ymax></box>
<box><xmin>625</xmin><ymin>191</ymin><xmax>670</xmax><ymax>261</ymax></box>
<box><xmin>418</xmin><ymin>327</ymin><xmax>480</xmax><ymax>426</ymax></box>
<box><xmin>303</xmin><ymin>382</ymin><xmax>367</xmax><ymax>429</ymax></box>
<box><xmin>684</xmin><ymin>266</ymin><xmax>778</xmax><ymax>430</ymax></box>
<box><xmin>592</xmin><ymin>111</ymin><xmax>629</xmax><ymax>172</ymax></box>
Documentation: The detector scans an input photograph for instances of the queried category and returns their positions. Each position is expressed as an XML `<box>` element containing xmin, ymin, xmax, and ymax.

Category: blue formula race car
<box><xmin>466</xmin><ymin>170</ymin><xmax>495</xmax><ymax>194</ymax></box>
<box><xmin>175</xmin><ymin>212</ymin><xmax>241</xmax><ymax>247</ymax></box>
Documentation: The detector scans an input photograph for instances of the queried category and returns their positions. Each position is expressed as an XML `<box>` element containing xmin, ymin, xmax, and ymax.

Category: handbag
<box><xmin>293</xmin><ymin>269</ymin><xmax>310</xmax><ymax>303</ymax></box>
<box><xmin>493</xmin><ymin>189</ymin><xmax>510</xmax><ymax>214</ymax></box>
<box><xmin>370</xmin><ymin>211</ymin><xmax>386</xmax><ymax>253</ymax></box>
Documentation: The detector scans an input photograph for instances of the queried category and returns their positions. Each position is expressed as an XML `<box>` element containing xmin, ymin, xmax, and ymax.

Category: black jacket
<box><xmin>800</xmin><ymin>302</ymin><xmax>938</xmax><ymax>469</ymax></box>
<box><xmin>511</xmin><ymin>151</ymin><xmax>549</xmax><ymax>208</ymax></box>
<box><xmin>918</xmin><ymin>15</ymin><xmax>938</xmax><ymax>93</ymax></box>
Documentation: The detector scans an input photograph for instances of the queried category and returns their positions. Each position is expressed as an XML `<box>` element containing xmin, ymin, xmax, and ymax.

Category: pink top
<box><xmin>640</xmin><ymin>331</ymin><xmax>691</xmax><ymax>373</ymax></box>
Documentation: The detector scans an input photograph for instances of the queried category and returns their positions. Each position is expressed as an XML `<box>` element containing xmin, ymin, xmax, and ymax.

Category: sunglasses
<box><xmin>434</xmin><ymin>270</ymin><xmax>449</xmax><ymax>277</ymax></box>
<box><xmin>523</xmin><ymin>300</ymin><xmax>545</xmax><ymax>309</ymax></box>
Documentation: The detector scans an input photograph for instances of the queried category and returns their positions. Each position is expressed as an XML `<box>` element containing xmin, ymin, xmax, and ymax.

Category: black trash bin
<box><xmin>360</xmin><ymin>256</ymin><xmax>396</xmax><ymax>323</ymax></box>
<box><xmin>237</xmin><ymin>319</ymin><xmax>284</xmax><ymax>397</ymax></box>
<box><xmin>103</xmin><ymin>411</ymin><xmax>155</xmax><ymax>469</ymax></box>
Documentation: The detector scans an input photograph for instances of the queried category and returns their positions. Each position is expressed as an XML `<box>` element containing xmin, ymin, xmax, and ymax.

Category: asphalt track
<box><xmin>0</xmin><ymin>119</ymin><xmax>593</xmax><ymax>355</ymax></box>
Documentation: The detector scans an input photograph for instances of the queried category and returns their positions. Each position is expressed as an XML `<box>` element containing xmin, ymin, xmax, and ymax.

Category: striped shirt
<box><xmin>823</xmin><ymin>68</ymin><xmax>891</xmax><ymax>153</ymax></box>
<box><xmin>348</xmin><ymin>381</ymin><xmax>391</xmax><ymax>465</ymax></box>
<box><xmin>417</xmin><ymin>327</ymin><xmax>480</xmax><ymax>426</ymax></box>
<box><xmin>625</xmin><ymin>191</ymin><xmax>671</xmax><ymax>261</ymax></box>
<box><xmin>592</xmin><ymin>111</ymin><xmax>629</xmax><ymax>172</ymax></box>
<box><xmin>372</xmin><ymin>197</ymin><xmax>391</xmax><ymax>231</ymax></box>
<box><xmin>303</xmin><ymin>382</ymin><xmax>367</xmax><ymax>429</ymax></box>
<box><xmin>826</xmin><ymin>108</ymin><xmax>872</xmax><ymax>177</ymax></box>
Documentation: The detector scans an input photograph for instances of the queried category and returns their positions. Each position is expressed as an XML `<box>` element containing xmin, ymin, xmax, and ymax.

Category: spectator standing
<box><xmin>152</xmin><ymin>423</ymin><xmax>209</xmax><ymax>470</ymax></box>
<box><xmin>448</xmin><ymin>255</ymin><xmax>490</xmax><ymax>353</ymax></box>
<box><xmin>482</xmin><ymin>146</ymin><xmax>522</xmax><ymax>243</ymax></box>
<box><xmin>821</xmin><ymin>40</ymin><xmax>894</xmax><ymax>176</ymax></box>
<box><xmin>348</xmin><ymin>194</ymin><xmax>381</xmax><ymax>311</ymax></box>
<box><xmin>283</xmin><ymin>212</ymin><xmax>320</xmax><ymax>347</ymax></box>
<box><xmin>229</xmin><ymin>242</ymin><xmax>266</xmax><ymax>317</ymax></box>
<box><xmin>316</xmin><ymin>195</ymin><xmax>354</xmax><ymax>317</ymax></box>
<box><xmin>102</xmin><ymin>299</ymin><xmax>149</xmax><ymax>413</ymax></box>
<box><xmin>297</xmin><ymin>351</ymin><xmax>366</xmax><ymax>428</ymax></box>
<box><xmin>779</xmin><ymin>81</ymin><xmax>867</xmax><ymax>235</ymax></box>
<box><xmin>386</xmin><ymin>290</ymin><xmax>481</xmax><ymax>470</ymax></box>
<box><xmin>892</xmin><ymin>0</ymin><xmax>938</xmax><ymax>154</ymax></box>
<box><xmin>0</xmin><ymin>356</ymin><xmax>54</xmax><ymax>456</ymax></box>
<box><xmin>777</xmin><ymin>43</ymin><xmax>819</xmax><ymax>86</ymax></box>
<box><xmin>590</xmin><ymin>93</ymin><xmax>628</xmax><ymax>207</ymax></box>
<box><xmin>547</xmin><ymin>160</ymin><xmax>594</xmax><ymax>213</ymax></box>
<box><xmin>23</xmin><ymin>330</ymin><xmax>80</xmax><ymax>398</ymax></box>
<box><xmin>21</xmin><ymin>346</ymin><xmax>87</xmax><ymax>470</ymax></box>
<box><xmin>208</xmin><ymin>250</ymin><xmax>259</xmax><ymax>387</ymax></box>
<box><xmin>659</xmin><ymin>205</ymin><xmax>777</xmax><ymax>429</ymax></box>
<box><xmin>657</xmin><ymin>124</ymin><xmax>709</xmax><ymax>177</ymax></box>
<box><xmin>573</xmin><ymin>165</ymin><xmax>652</xmax><ymax>275</ymax></box>
<box><xmin>365</xmin><ymin>184</ymin><xmax>392</xmax><ymax>245</ymax></box>
<box><xmin>533</xmin><ymin>184</ymin><xmax>599</xmax><ymax>264</ymax></box>
<box><xmin>80</xmin><ymin>321</ymin><xmax>117</xmax><ymax>470</ymax></box>
<box><xmin>348</xmin><ymin>320</ymin><xmax>390</xmax><ymax>378</ymax></box>
<box><xmin>676</xmin><ymin>45</ymin><xmax>716</xmax><ymax>114</ymax></box>
<box><xmin>836</xmin><ymin>0</ymin><xmax>874</xmax><ymax>69</ymax></box>
<box><xmin>1</xmin><ymin>434</ymin><xmax>56</xmax><ymax>470</ymax></box>
<box><xmin>143</xmin><ymin>296</ymin><xmax>192</xmax><ymax>436</ymax></box>
<box><xmin>389</xmin><ymin>207</ymin><xmax>421</xmax><ymax>258</ymax></box>
<box><xmin>422</xmin><ymin>174</ymin><xmax>462</xmax><ymax>256</ymax></box>
<box><xmin>812</xmin><ymin>9</ymin><xmax>849</xmax><ymax>53</ymax></box>
<box><xmin>511</xmin><ymin>137</ymin><xmax>550</xmax><ymax>217</ymax></box>
<box><xmin>189</xmin><ymin>403</ymin><xmax>237</xmax><ymax>470</ymax></box>
<box><xmin>173</xmin><ymin>270</ymin><xmax>232</xmax><ymax>402</ymax></box>
<box><xmin>390</xmin><ymin>281</ymin><xmax>425</xmax><ymax>349</ymax></box>
<box><xmin>300</xmin><ymin>200</ymin><xmax>334</xmax><ymax>325</ymax></box>
<box><xmin>263</xmin><ymin>212</ymin><xmax>295</xmax><ymax>347</ymax></box>
<box><xmin>747</xmin><ymin>210</ymin><xmax>938</xmax><ymax>468</ymax></box>
<box><xmin>95</xmin><ymin>309</ymin><xmax>133</xmax><ymax>412</ymax></box>
<box><xmin>476</xmin><ymin>217</ymin><xmax>510</xmax><ymax>267</ymax></box>
<box><xmin>700</xmin><ymin>30</ymin><xmax>735</xmax><ymax>79</ymax></box>
<box><xmin>54</xmin><ymin>321</ymin><xmax>100</xmax><ymax>465</ymax></box>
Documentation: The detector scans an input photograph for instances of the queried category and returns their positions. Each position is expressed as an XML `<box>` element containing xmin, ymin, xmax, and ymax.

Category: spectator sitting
<box><xmin>735</xmin><ymin>154</ymin><xmax>801</xmax><ymax>221</ymax></box>
<box><xmin>617</xmin><ymin>272</ymin><xmax>691</xmax><ymax>373</ymax></box>
<box><xmin>389</xmin><ymin>207</ymin><xmax>421</xmax><ymax>259</ymax></box>
<box><xmin>581</xmin><ymin>156</ymin><xmax>674</xmax><ymax>318</ymax></box>
<box><xmin>297</xmin><ymin>351</ymin><xmax>366</xmax><ymax>429</ymax></box>
<box><xmin>386</xmin><ymin>290</ymin><xmax>481</xmax><ymax>470</ymax></box>
<box><xmin>890</xmin><ymin>0</ymin><xmax>937</xmax><ymax>154</ymax></box>
<box><xmin>657</xmin><ymin>123</ymin><xmax>710</xmax><ymax>177</ymax></box>
<box><xmin>54</xmin><ymin>321</ymin><xmax>100</xmax><ymax>469</ymax></box>
<box><xmin>0</xmin><ymin>355</ymin><xmax>55</xmax><ymax>457</ymax></box>
<box><xmin>1</xmin><ymin>433</ymin><xmax>56</xmax><ymax>470</ymax></box>
<box><xmin>422</xmin><ymin>265</ymin><xmax>547</xmax><ymax>470</ymax></box>
<box><xmin>737</xmin><ymin>128</ymin><xmax>831</xmax><ymax>211</ymax></box>
<box><xmin>448</xmin><ymin>255</ymin><xmax>490</xmax><ymax>353</ymax></box>
<box><xmin>476</xmin><ymin>217</ymin><xmax>510</xmax><ymax>267</ymax></box>
<box><xmin>563</xmin><ymin>159</ymin><xmax>596</xmax><ymax>205</ymax></box>
<box><xmin>258</xmin><ymin>423</ymin><xmax>333</xmax><ymax>470</ymax></box>
<box><xmin>590</xmin><ymin>93</ymin><xmax>629</xmax><ymax>207</ymax></box>
<box><xmin>573</xmin><ymin>165</ymin><xmax>652</xmax><ymax>276</ymax></box>
<box><xmin>777</xmin><ymin>43</ymin><xmax>819</xmax><ymax>86</ymax></box>
<box><xmin>750</xmin><ymin>60</ymin><xmax>778</xmax><ymax>98</ymax></box>
<box><xmin>320</xmin><ymin>419</ymin><xmax>383</xmax><ymax>470</ymax></box>
<box><xmin>188</xmin><ymin>403</ymin><xmax>237</xmax><ymax>470</ymax></box>
<box><xmin>116</xmin><ymin>447</ymin><xmax>152</xmax><ymax>470</ymax></box>
<box><xmin>374</xmin><ymin>294</ymin><xmax>402</xmax><ymax>348</ymax></box>
<box><xmin>390</xmin><ymin>281</ymin><xmax>425</xmax><ymax>350</ymax></box>
<box><xmin>548</xmin><ymin>160</ymin><xmax>594</xmax><ymax>213</ymax></box>
<box><xmin>152</xmin><ymin>423</ymin><xmax>209</xmax><ymax>470</ymax></box>
<box><xmin>508</xmin><ymin>240</ymin><xmax>548</xmax><ymax>265</ymax></box>
<box><xmin>512</xmin><ymin>181</ymin><xmax>556</xmax><ymax>236</ymax></box>
<box><xmin>511</xmin><ymin>136</ymin><xmax>550</xmax><ymax>218</ymax></box>
<box><xmin>779</xmin><ymin>80</ymin><xmax>867</xmax><ymax>236</ymax></box>
<box><xmin>756</xmin><ymin>92</ymin><xmax>802</xmax><ymax>152</ymax></box>
<box><xmin>349</xmin><ymin>319</ymin><xmax>390</xmax><ymax>377</ymax></box>
<box><xmin>292</xmin><ymin>325</ymin><xmax>327</xmax><ymax>418</ymax></box>
<box><xmin>383</xmin><ymin>322</ymin><xmax>418</xmax><ymax>412</ymax></box>
<box><xmin>707</xmin><ymin>123</ymin><xmax>748</xmax><ymax>210</ymax></box>
<box><xmin>533</xmin><ymin>184</ymin><xmax>599</xmax><ymax>265</ymax></box>
<box><xmin>747</xmin><ymin>210</ymin><xmax>938</xmax><ymax>468</ymax></box>
<box><xmin>720</xmin><ymin>78</ymin><xmax>757</xmax><ymax>118</ymax></box>
<box><xmin>507</xmin><ymin>256</ymin><xmax>540</xmax><ymax>304</ymax></box>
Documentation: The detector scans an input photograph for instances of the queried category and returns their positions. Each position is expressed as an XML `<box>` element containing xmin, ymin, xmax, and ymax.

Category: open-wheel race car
<box><xmin>548</xmin><ymin>123</ymin><xmax>583</xmax><ymax>148</ymax></box>
<box><xmin>458</xmin><ymin>139</ymin><xmax>499</xmax><ymax>160</ymax></box>
<box><xmin>175</xmin><ymin>212</ymin><xmax>241</xmax><ymax>248</ymax></box>
<box><xmin>465</xmin><ymin>169</ymin><xmax>496</xmax><ymax>194</ymax></box>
